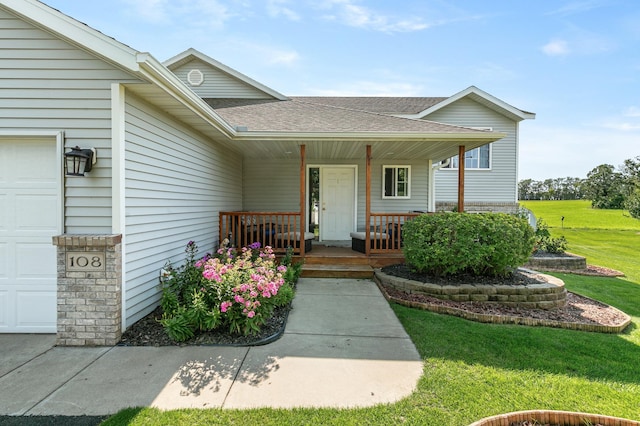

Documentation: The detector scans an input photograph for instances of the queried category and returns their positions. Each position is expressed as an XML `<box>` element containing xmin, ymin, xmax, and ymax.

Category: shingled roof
<box><xmin>291</xmin><ymin>97</ymin><xmax>447</xmax><ymax>115</ymax></box>
<box><xmin>204</xmin><ymin>98</ymin><xmax>487</xmax><ymax>134</ymax></box>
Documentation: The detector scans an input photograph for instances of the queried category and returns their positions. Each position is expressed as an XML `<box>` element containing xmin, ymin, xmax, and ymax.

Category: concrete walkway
<box><xmin>0</xmin><ymin>278</ymin><xmax>423</xmax><ymax>416</ymax></box>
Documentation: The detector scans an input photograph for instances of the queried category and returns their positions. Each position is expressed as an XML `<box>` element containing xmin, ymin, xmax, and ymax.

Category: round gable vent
<box><xmin>187</xmin><ymin>69</ymin><xmax>204</xmax><ymax>86</ymax></box>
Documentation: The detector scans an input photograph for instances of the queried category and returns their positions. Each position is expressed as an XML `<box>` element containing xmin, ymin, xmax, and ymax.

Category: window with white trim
<box><xmin>383</xmin><ymin>165</ymin><xmax>410</xmax><ymax>199</ymax></box>
<box><xmin>444</xmin><ymin>144</ymin><xmax>491</xmax><ymax>170</ymax></box>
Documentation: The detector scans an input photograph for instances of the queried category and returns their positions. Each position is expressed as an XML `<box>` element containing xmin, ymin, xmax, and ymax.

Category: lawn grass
<box><xmin>520</xmin><ymin>200</ymin><xmax>640</xmax><ymax>230</ymax></box>
<box><xmin>522</xmin><ymin>200</ymin><xmax>640</xmax><ymax>283</ymax></box>
<box><xmin>103</xmin><ymin>201</ymin><xmax>640</xmax><ymax>425</ymax></box>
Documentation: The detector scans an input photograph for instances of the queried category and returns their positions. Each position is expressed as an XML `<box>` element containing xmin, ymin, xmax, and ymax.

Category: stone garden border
<box><xmin>525</xmin><ymin>252</ymin><xmax>587</xmax><ymax>271</ymax></box>
<box><xmin>374</xmin><ymin>269</ymin><xmax>632</xmax><ymax>334</ymax></box>
<box><xmin>469</xmin><ymin>409</ymin><xmax>640</xmax><ymax>426</ymax></box>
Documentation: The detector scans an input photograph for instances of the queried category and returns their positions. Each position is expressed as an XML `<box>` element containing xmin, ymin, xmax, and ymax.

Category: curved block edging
<box><xmin>468</xmin><ymin>409</ymin><xmax>640</xmax><ymax>426</ymax></box>
<box><xmin>526</xmin><ymin>252</ymin><xmax>587</xmax><ymax>271</ymax></box>
<box><xmin>374</xmin><ymin>271</ymin><xmax>632</xmax><ymax>334</ymax></box>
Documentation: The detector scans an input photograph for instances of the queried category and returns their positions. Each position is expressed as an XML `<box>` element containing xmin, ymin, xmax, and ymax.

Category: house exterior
<box><xmin>0</xmin><ymin>0</ymin><xmax>534</xmax><ymax>344</ymax></box>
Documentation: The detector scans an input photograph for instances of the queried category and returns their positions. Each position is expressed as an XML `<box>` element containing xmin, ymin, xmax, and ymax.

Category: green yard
<box><xmin>104</xmin><ymin>201</ymin><xmax>640</xmax><ymax>425</ymax></box>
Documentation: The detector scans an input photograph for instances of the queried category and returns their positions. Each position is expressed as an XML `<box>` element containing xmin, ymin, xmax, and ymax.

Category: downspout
<box><xmin>428</xmin><ymin>158</ymin><xmax>450</xmax><ymax>212</ymax></box>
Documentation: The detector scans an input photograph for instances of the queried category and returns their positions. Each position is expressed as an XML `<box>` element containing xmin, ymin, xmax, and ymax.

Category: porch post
<box><xmin>300</xmin><ymin>144</ymin><xmax>306</xmax><ymax>255</ymax></box>
<box><xmin>365</xmin><ymin>145</ymin><xmax>371</xmax><ymax>256</ymax></box>
<box><xmin>458</xmin><ymin>145</ymin><xmax>465</xmax><ymax>213</ymax></box>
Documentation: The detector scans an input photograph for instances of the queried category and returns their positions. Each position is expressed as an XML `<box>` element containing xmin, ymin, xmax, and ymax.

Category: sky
<box><xmin>42</xmin><ymin>0</ymin><xmax>640</xmax><ymax>181</ymax></box>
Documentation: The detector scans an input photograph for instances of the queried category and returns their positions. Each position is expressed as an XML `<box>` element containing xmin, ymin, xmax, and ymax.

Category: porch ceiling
<box><xmin>233</xmin><ymin>136</ymin><xmax>503</xmax><ymax>162</ymax></box>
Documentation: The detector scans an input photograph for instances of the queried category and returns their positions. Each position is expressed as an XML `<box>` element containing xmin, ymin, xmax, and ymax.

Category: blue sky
<box><xmin>44</xmin><ymin>0</ymin><xmax>640</xmax><ymax>180</ymax></box>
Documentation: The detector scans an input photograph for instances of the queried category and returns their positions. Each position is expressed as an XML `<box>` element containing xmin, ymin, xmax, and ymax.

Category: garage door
<box><xmin>0</xmin><ymin>138</ymin><xmax>60</xmax><ymax>333</ymax></box>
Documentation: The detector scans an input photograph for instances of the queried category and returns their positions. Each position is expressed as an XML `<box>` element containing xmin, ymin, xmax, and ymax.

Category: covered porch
<box><xmin>219</xmin><ymin>131</ymin><xmax>504</xmax><ymax>275</ymax></box>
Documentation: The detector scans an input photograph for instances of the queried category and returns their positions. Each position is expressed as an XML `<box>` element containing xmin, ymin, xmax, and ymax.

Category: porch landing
<box><xmin>297</xmin><ymin>244</ymin><xmax>404</xmax><ymax>279</ymax></box>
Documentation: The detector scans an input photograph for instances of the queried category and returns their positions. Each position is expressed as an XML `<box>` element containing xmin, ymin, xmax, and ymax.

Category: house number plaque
<box><xmin>66</xmin><ymin>251</ymin><xmax>106</xmax><ymax>272</ymax></box>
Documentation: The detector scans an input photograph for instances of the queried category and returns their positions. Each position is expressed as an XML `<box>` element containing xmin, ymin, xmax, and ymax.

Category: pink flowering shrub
<box><xmin>202</xmin><ymin>244</ymin><xmax>286</xmax><ymax>335</ymax></box>
<box><xmin>159</xmin><ymin>241</ymin><xmax>295</xmax><ymax>341</ymax></box>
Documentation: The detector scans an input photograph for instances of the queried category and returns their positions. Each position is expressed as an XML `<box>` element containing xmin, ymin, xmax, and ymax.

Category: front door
<box><xmin>320</xmin><ymin>167</ymin><xmax>355</xmax><ymax>241</ymax></box>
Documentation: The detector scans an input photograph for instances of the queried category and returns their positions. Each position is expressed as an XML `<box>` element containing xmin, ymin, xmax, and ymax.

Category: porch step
<box><xmin>301</xmin><ymin>264</ymin><xmax>374</xmax><ymax>279</ymax></box>
<box><xmin>304</xmin><ymin>254</ymin><xmax>370</xmax><ymax>266</ymax></box>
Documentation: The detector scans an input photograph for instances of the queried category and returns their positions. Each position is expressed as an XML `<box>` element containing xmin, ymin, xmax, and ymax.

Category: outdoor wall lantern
<box><xmin>64</xmin><ymin>146</ymin><xmax>97</xmax><ymax>176</ymax></box>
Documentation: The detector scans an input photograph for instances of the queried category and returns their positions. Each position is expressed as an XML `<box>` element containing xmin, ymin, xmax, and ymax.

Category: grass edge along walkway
<box><xmin>103</xmin><ymin>274</ymin><xmax>640</xmax><ymax>426</ymax></box>
<box><xmin>103</xmin><ymin>201</ymin><xmax>640</xmax><ymax>425</ymax></box>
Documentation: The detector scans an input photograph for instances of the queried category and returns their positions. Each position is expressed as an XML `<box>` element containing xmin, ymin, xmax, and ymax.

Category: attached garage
<box><xmin>0</xmin><ymin>137</ymin><xmax>61</xmax><ymax>333</ymax></box>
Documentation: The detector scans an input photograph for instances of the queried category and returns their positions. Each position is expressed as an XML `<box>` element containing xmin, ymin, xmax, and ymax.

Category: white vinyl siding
<box><xmin>123</xmin><ymin>93</ymin><xmax>242</xmax><ymax>326</ymax></box>
<box><xmin>171</xmin><ymin>58</ymin><xmax>273</xmax><ymax>99</ymax></box>
<box><xmin>427</xmin><ymin>97</ymin><xmax>518</xmax><ymax>203</ymax></box>
<box><xmin>243</xmin><ymin>157</ymin><xmax>429</xmax><ymax>231</ymax></box>
<box><xmin>0</xmin><ymin>9</ymin><xmax>140</xmax><ymax>233</ymax></box>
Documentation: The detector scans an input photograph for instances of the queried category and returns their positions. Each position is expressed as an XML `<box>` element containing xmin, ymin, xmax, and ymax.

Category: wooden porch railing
<box><xmin>368</xmin><ymin>212</ymin><xmax>425</xmax><ymax>254</ymax></box>
<box><xmin>219</xmin><ymin>212</ymin><xmax>305</xmax><ymax>254</ymax></box>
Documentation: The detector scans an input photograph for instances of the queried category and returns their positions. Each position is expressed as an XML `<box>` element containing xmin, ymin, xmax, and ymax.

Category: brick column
<box><xmin>52</xmin><ymin>234</ymin><xmax>122</xmax><ymax>346</ymax></box>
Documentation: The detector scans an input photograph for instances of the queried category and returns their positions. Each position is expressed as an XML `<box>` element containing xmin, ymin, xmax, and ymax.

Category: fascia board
<box><xmin>1</xmin><ymin>0</ymin><xmax>140</xmax><ymax>73</ymax></box>
<box><xmin>164</xmin><ymin>48</ymin><xmax>289</xmax><ymax>101</ymax></box>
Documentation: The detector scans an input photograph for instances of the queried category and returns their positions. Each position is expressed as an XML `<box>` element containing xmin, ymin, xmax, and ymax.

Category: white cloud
<box><xmin>547</xmin><ymin>0</ymin><xmax>608</xmax><ymax>16</ymax></box>
<box><xmin>542</xmin><ymin>26</ymin><xmax>614</xmax><ymax>57</ymax></box>
<box><xmin>594</xmin><ymin>107</ymin><xmax>640</xmax><ymax>132</ymax></box>
<box><xmin>542</xmin><ymin>39</ymin><xmax>570</xmax><ymax>56</ymax></box>
<box><xmin>122</xmin><ymin>0</ymin><xmax>170</xmax><ymax>23</ymax></box>
<box><xmin>624</xmin><ymin>106</ymin><xmax>640</xmax><ymax>118</ymax></box>
<box><xmin>267</xmin><ymin>50</ymin><xmax>300</xmax><ymax>66</ymax></box>
<box><xmin>317</xmin><ymin>0</ymin><xmax>428</xmax><ymax>33</ymax></box>
<box><xmin>267</xmin><ymin>0</ymin><xmax>300</xmax><ymax>21</ymax></box>
<box><xmin>228</xmin><ymin>39</ymin><xmax>301</xmax><ymax>67</ymax></box>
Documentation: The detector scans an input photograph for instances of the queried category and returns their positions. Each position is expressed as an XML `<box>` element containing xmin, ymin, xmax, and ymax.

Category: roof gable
<box><xmin>412</xmin><ymin>86</ymin><xmax>535</xmax><ymax>122</ymax></box>
<box><xmin>1</xmin><ymin>0</ymin><xmax>140</xmax><ymax>73</ymax></box>
<box><xmin>164</xmin><ymin>49</ymin><xmax>287</xmax><ymax>101</ymax></box>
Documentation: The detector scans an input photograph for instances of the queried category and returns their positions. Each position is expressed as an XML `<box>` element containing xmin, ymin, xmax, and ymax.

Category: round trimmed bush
<box><xmin>403</xmin><ymin>212</ymin><xmax>535</xmax><ymax>277</ymax></box>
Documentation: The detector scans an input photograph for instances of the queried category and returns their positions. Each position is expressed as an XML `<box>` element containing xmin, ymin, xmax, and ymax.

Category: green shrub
<box><xmin>403</xmin><ymin>213</ymin><xmax>535</xmax><ymax>277</ymax></box>
<box><xmin>533</xmin><ymin>218</ymin><xmax>568</xmax><ymax>254</ymax></box>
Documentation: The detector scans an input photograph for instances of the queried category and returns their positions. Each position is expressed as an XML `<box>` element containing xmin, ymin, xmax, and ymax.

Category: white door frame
<box><xmin>307</xmin><ymin>165</ymin><xmax>358</xmax><ymax>241</ymax></box>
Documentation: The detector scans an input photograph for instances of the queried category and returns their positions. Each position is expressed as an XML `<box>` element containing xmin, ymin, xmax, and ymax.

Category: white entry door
<box><xmin>0</xmin><ymin>138</ymin><xmax>60</xmax><ymax>333</ymax></box>
<box><xmin>321</xmin><ymin>167</ymin><xmax>355</xmax><ymax>241</ymax></box>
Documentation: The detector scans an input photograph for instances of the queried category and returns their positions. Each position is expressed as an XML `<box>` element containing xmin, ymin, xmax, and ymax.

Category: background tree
<box><xmin>517</xmin><ymin>177</ymin><xmax>584</xmax><ymax>200</ymax></box>
<box><xmin>582</xmin><ymin>164</ymin><xmax>626</xmax><ymax>209</ymax></box>
<box><xmin>621</xmin><ymin>156</ymin><xmax>640</xmax><ymax>218</ymax></box>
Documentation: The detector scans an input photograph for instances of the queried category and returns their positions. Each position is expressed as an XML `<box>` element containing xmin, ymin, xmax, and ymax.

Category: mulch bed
<box><xmin>119</xmin><ymin>262</ymin><xmax>628</xmax><ymax>347</ymax></box>
<box><xmin>118</xmin><ymin>304</ymin><xmax>291</xmax><ymax>347</ymax></box>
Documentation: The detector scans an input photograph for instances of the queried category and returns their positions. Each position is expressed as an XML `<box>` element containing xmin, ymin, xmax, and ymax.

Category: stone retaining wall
<box><xmin>435</xmin><ymin>201</ymin><xmax>519</xmax><ymax>213</ymax></box>
<box><xmin>525</xmin><ymin>253</ymin><xmax>587</xmax><ymax>271</ymax></box>
<box><xmin>375</xmin><ymin>268</ymin><xmax>567</xmax><ymax>309</ymax></box>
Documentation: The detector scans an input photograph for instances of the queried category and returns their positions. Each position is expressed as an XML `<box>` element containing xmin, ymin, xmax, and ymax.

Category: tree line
<box><xmin>519</xmin><ymin>156</ymin><xmax>640</xmax><ymax>219</ymax></box>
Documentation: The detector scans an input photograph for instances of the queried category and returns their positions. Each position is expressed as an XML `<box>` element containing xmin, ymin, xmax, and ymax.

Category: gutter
<box><xmin>231</xmin><ymin>131</ymin><xmax>507</xmax><ymax>142</ymax></box>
